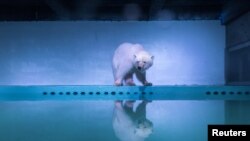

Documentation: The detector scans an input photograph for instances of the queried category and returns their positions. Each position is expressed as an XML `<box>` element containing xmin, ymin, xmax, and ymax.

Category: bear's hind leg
<box><xmin>114</xmin><ymin>100</ymin><xmax>123</xmax><ymax>109</ymax></box>
<box><xmin>115</xmin><ymin>79</ymin><xmax>123</xmax><ymax>86</ymax></box>
<box><xmin>114</xmin><ymin>64</ymin><xmax>133</xmax><ymax>86</ymax></box>
<box><xmin>114</xmin><ymin>72</ymin><xmax>124</xmax><ymax>86</ymax></box>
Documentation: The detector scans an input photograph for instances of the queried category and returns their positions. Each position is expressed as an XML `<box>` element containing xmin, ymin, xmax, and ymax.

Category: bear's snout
<box><xmin>138</xmin><ymin>66</ymin><xmax>142</xmax><ymax>70</ymax></box>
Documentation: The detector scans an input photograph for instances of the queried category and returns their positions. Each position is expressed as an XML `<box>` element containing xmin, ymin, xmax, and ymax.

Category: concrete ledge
<box><xmin>0</xmin><ymin>85</ymin><xmax>250</xmax><ymax>101</ymax></box>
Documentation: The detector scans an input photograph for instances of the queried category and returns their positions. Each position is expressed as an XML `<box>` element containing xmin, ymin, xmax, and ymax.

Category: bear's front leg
<box><xmin>135</xmin><ymin>71</ymin><xmax>152</xmax><ymax>86</ymax></box>
<box><xmin>124</xmin><ymin>73</ymin><xmax>136</xmax><ymax>86</ymax></box>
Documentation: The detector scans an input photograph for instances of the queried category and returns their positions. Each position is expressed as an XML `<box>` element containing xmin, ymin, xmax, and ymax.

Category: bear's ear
<box><xmin>134</xmin><ymin>55</ymin><xmax>137</xmax><ymax>58</ymax></box>
<box><xmin>151</xmin><ymin>56</ymin><xmax>154</xmax><ymax>60</ymax></box>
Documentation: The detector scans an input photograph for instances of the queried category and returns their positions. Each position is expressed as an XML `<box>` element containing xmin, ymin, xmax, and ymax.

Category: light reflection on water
<box><xmin>0</xmin><ymin>100</ymin><xmax>226</xmax><ymax>141</ymax></box>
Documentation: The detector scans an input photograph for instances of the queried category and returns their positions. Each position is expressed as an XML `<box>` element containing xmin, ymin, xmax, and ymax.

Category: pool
<box><xmin>0</xmin><ymin>85</ymin><xmax>249</xmax><ymax>141</ymax></box>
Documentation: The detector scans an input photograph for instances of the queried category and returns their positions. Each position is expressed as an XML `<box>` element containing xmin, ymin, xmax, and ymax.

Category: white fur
<box><xmin>112</xmin><ymin>101</ymin><xmax>153</xmax><ymax>141</ymax></box>
<box><xmin>113</xmin><ymin>104</ymin><xmax>142</xmax><ymax>141</ymax></box>
<box><xmin>112</xmin><ymin>42</ymin><xmax>153</xmax><ymax>86</ymax></box>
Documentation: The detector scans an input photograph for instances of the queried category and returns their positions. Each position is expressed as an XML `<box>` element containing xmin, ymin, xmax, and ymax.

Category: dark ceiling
<box><xmin>0</xmin><ymin>0</ymin><xmax>249</xmax><ymax>23</ymax></box>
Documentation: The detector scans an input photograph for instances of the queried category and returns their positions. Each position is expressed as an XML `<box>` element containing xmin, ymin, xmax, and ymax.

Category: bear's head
<box><xmin>134</xmin><ymin>118</ymin><xmax>153</xmax><ymax>138</ymax></box>
<box><xmin>133</xmin><ymin>51</ymin><xmax>154</xmax><ymax>73</ymax></box>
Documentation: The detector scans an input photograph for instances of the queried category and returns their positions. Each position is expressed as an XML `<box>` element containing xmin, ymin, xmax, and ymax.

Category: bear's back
<box><xmin>114</xmin><ymin>42</ymin><xmax>144</xmax><ymax>60</ymax></box>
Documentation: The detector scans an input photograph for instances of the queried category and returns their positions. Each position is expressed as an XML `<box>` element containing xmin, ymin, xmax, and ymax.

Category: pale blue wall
<box><xmin>0</xmin><ymin>21</ymin><xmax>224</xmax><ymax>85</ymax></box>
<box><xmin>0</xmin><ymin>21</ymin><xmax>225</xmax><ymax>141</ymax></box>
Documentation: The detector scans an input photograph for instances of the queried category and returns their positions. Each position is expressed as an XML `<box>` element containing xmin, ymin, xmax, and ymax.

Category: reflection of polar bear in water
<box><xmin>112</xmin><ymin>100</ymin><xmax>153</xmax><ymax>141</ymax></box>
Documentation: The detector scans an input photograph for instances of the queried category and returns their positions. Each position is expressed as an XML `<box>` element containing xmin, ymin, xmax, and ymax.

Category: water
<box><xmin>0</xmin><ymin>100</ymin><xmax>237</xmax><ymax>141</ymax></box>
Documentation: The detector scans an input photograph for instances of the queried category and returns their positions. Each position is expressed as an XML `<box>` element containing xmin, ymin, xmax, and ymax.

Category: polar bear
<box><xmin>112</xmin><ymin>100</ymin><xmax>153</xmax><ymax>141</ymax></box>
<box><xmin>112</xmin><ymin>42</ymin><xmax>154</xmax><ymax>86</ymax></box>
